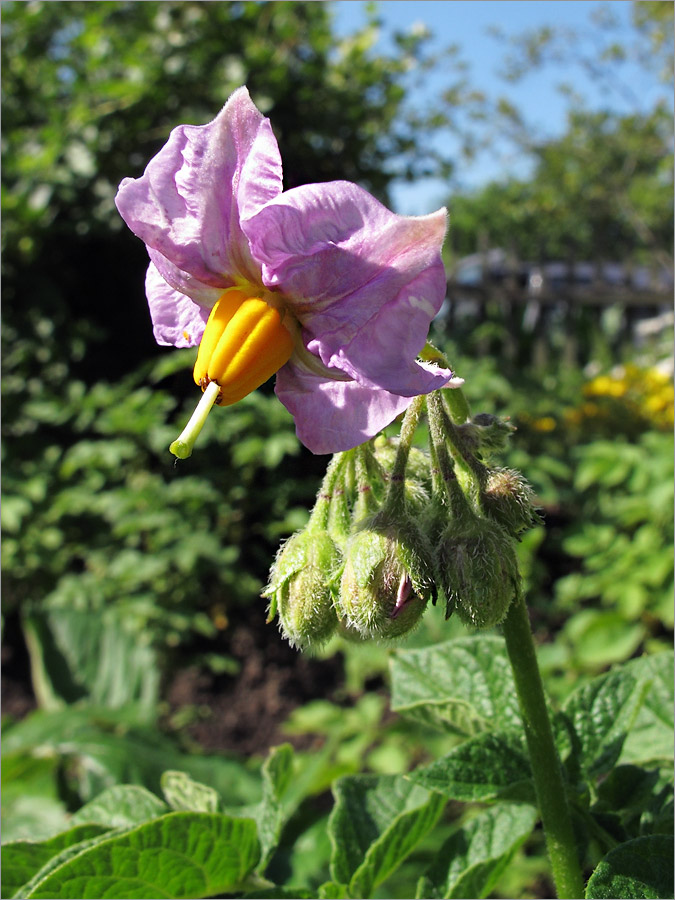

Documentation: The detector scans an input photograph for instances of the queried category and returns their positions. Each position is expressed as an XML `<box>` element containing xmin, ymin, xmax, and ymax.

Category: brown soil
<box><xmin>2</xmin><ymin>606</ymin><xmax>345</xmax><ymax>758</ymax></box>
<box><xmin>2</xmin><ymin>640</ymin><xmax>37</xmax><ymax>721</ymax></box>
<box><xmin>163</xmin><ymin>608</ymin><xmax>345</xmax><ymax>756</ymax></box>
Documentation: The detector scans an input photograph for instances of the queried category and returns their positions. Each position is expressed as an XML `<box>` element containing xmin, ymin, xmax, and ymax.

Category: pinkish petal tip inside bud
<box><xmin>391</xmin><ymin>572</ymin><xmax>414</xmax><ymax>619</ymax></box>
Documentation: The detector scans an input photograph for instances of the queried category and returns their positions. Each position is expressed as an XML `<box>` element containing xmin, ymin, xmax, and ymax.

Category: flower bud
<box><xmin>481</xmin><ymin>467</ymin><xmax>541</xmax><ymax>537</ymax></box>
<box><xmin>337</xmin><ymin>514</ymin><xmax>432</xmax><ymax>640</ymax></box>
<box><xmin>264</xmin><ymin>527</ymin><xmax>342</xmax><ymax>651</ymax></box>
<box><xmin>456</xmin><ymin>413</ymin><xmax>516</xmax><ymax>459</ymax></box>
<box><xmin>439</xmin><ymin>518</ymin><xmax>520</xmax><ymax>629</ymax></box>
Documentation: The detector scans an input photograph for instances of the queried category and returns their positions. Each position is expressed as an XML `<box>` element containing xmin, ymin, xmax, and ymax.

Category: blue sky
<box><xmin>332</xmin><ymin>1</ymin><xmax>669</xmax><ymax>212</ymax></box>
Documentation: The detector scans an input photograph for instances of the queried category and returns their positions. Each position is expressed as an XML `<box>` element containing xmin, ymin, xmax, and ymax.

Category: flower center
<box><xmin>193</xmin><ymin>287</ymin><xmax>294</xmax><ymax>406</ymax></box>
<box><xmin>169</xmin><ymin>287</ymin><xmax>294</xmax><ymax>459</ymax></box>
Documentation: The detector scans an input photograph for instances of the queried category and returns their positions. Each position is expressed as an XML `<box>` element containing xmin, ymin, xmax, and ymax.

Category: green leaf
<box><xmin>6</xmin><ymin>828</ymin><xmax>130</xmax><ymax>900</ymax></box>
<box><xmin>1</xmin><ymin>753</ymin><xmax>70</xmax><ymax>843</ymax></box>
<box><xmin>407</xmin><ymin>730</ymin><xmax>534</xmax><ymax>802</ymax></box>
<box><xmin>1</xmin><ymin>825</ymin><xmax>108</xmax><ymax>899</ymax></box>
<box><xmin>243</xmin><ymin>890</ymin><xmax>316</xmax><ymax>899</ymax></box>
<box><xmin>390</xmin><ymin>636</ymin><xmax>521</xmax><ymax>735</ymax></box>
<box><xmin>161</xmin><ymin>771</ymin><xmax>220</xmax><ymax>813</ymax></box>
<box><xmin>329</xmin><ymin>774</ymin><xmax>444</xmax><ymax>898</ymax></box>
<box><xmin>417</xmin><ymin>803</ymin><xmax>538</xmax><ymax>899</ymax></box>
<box><xmin>563</xmin><ymin>609</ymin><xmax>646</xmax><ymax>668</ymax></box>
<box><xmin>23</xmin><ymin>608</ymin><xmax>160</xmax><ymax>717</ymax></box>
<box><xmin>560</xmin><ymin>658</ymin><xmax>653</xmax><ymax>779</ymax></box>
<box><xmin>585</xmin><ymin>835</ymin><xmax>674</xmax><ymax>899</ymax></box>
<box><xmin>24</xmin><ymin>813</ymin><xmax>260</xmax><ymax>899</ymax></box>
<box><xmin>2</xmin><ymin>707</ymin><xmax>261</xmax><ymax>807</ymax></box>
<box><xmin>70</xmin><ymin>784</ymin><xmax>169</xmax><ymax>829</ymax></box>
<box><xmin>594</xmin><ymin>765</ymin><xmax>674</xmax><ymax>839</ymax></box>
<box><xmin>267</xmin><ymin>809</ymin><xmax>333</xmax><ymax>891</ymax></box>
<box><xmin>620</xmin><ymin>653</ymin><xmax>674</xmax><ymax>765</ymax></box>
<box><xmin>254</xmin><ymin>744</ymin><xmax>297</xmax><ymax>871</ymax></box>
<box><xmin>317</xmin><ymin>882</ymin><xmax>351</xmax><ymax>899</ymax></box>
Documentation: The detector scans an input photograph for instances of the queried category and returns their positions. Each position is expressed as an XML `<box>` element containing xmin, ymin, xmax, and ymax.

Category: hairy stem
<box><xmin>502</xmin><ymin>592</ymin><xmax>585</xmax><ymax>900</ymax></box>
<box><xmin>312</xmin><ymin>452</ymin><xmax>348</xmax><ymax>530</ymax></box>
<box><xmin>386</xmin><ymin>395</ymin><xmax>424</xmax><ymax>507</ymax></box>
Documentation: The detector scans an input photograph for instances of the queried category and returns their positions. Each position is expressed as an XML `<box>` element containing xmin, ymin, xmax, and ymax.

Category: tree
<box><xmin>448</xmin><ymin>106</ymin><xmax>673</xmax><ymax>263</ymax></box>
<box><xmin>447</xmin><ymin>1</ymin><xmax>674</xmax><ymax>263</ymax></box>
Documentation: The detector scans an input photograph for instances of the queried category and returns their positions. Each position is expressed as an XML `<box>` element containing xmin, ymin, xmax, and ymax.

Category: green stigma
<box><xmin>169</xmin><ymin>379</ymin><xmax>221</xmax><ymax>460</ymax></box>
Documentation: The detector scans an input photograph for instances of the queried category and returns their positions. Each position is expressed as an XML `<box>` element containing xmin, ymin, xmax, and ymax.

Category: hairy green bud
<box><xmin>481</xmin><ymin>467</ymin><xmax>541</xmax><ymax>537</ymax></box>
<box><xmin>264</xmin><ymin>528</ymin><xmax>342</xmax><ymax>651</ymax></box>
<box><xmin>337</xmin><ymin>514</ymin><xmax>432</xmax><ymax>641</ymax></box>
<box><xmin>439</xmin><ymin>518</ymin><xmax>520</xmax><ymax>629</ymax></box>
<box><xmin>456</xmin><ymin>413</ymin><xmax>516</xmax><ymax>459</ymax></box>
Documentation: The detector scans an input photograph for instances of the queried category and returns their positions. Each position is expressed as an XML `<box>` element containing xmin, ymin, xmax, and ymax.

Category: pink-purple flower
<box><xmin>115</xmin><ymin>86</ymin><xmax>459</xmax><ymax>455</ymax></box>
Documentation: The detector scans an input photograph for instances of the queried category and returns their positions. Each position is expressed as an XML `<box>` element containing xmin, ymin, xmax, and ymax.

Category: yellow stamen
<box><xmin>194</xmin><ymin>288</ymin><xmax>294</xmax><ymax>405</ymax></box>
<box><xmin>170</xmin><ymin>289</ymin><xmax>295</xmax><ymax>460</ymax></box>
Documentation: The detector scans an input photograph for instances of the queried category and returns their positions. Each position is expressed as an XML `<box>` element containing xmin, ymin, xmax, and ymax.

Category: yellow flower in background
<box><xmin>571</xmin><ymin>364</ymin><xmax>673</xmax><ymax>432</ymax></box>
<box><xmin>584</xmin><ymin>375</ymin><xmax>627</xmax><ymax>398</ymax></box>
<box><xmin>532</xmin><ymin>416</ymin><xmax>557</xmax><ymax>432</ymax></box>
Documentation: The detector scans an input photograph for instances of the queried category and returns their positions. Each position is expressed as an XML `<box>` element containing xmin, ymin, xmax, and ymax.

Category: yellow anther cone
<box><xmin>194</xmin><ymin>289</ymin><xmax>294</xmax><ymax>405</ymax></box>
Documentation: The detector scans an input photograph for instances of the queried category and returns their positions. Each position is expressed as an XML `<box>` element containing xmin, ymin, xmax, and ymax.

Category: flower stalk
<box><xmin>387</xmin><ymin>395</ymin><xmax>425</xmax><ymax>507</ymax></box>
<box><xmin>501</xmin><ymin>592</ymin><xmax>586</xmax><ymax>900</ymax></box>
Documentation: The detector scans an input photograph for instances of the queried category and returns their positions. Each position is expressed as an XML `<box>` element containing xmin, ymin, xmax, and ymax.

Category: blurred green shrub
<box><xmin>555</xmin><ymin>430</ymin><xmax>673</xmax><ymax>668</ymax></box>
<box><xmin>2</xmin><ymin>351</ymin><xmax>318</xmax><ymax>714</ymax></box>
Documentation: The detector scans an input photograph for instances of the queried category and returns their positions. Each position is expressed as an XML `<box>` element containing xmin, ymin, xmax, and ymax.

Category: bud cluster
<box><xmin>264</xmin><ymin>399</ymin><xmax>435</xmax><ymax>650</ymax></box>
<box><xmin>425</xmin><ymin>390</ymin><xmax>540</xmax><ymax>628</ymax></box>
<box><xmin>265</xmin><ymin>382</ymin><xmax>541</xmax><ymax>650</ymax></box>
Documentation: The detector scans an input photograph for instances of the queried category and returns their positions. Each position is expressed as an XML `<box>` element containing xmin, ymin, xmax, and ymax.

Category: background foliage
<box><xmin>2</xmin><ymin>2</ymin><xmax>673</xmax><ymax>898</ymax></box>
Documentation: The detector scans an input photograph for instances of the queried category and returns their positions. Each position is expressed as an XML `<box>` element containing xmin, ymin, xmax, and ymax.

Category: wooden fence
<box><xmin>439</xmin><ymin>247</ymin><xmax>673</xmax><ymax>367</ymax></box>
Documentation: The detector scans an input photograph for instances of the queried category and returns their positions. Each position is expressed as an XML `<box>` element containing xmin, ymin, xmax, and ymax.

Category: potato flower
<box><xmin>115</xmin><ymin>87</ymin><xmax>459</xmax><ymax>455</ymax></box>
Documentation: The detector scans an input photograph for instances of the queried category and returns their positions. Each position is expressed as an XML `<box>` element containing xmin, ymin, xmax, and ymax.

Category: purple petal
<box><xmin>275</xmin><ymin>358</ymin><xmax>413</xmax><ymax>455</ymax></box>
<box><xmin>115</xmin><ymin>86</ymin><xmax>282</xmax><ymax>288</ymax></box>
<box><xmin>310</xmin><ymin>266</ymin><xmax>455</xmax><ymax>396</ymax></box>
<box><xmin>145</xmin><ymin>262</ymin><xmax>210</xmax><ymax>348</ymax></box>
<box><xmin>147</xmin><ymin>247</ymin><xmax>224</xmax><ymax>310</ymax></box>
<box><xmin>241</xmin><ymin>181</ymin><xmax>449</xmax><ymax>394</ymax></box>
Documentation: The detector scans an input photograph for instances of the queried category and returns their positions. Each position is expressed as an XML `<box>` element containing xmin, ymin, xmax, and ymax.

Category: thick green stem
<box><xmin>502</xmin><ymin>592</ymin><xmax>585</xmax><ymax>900</ymax></box>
